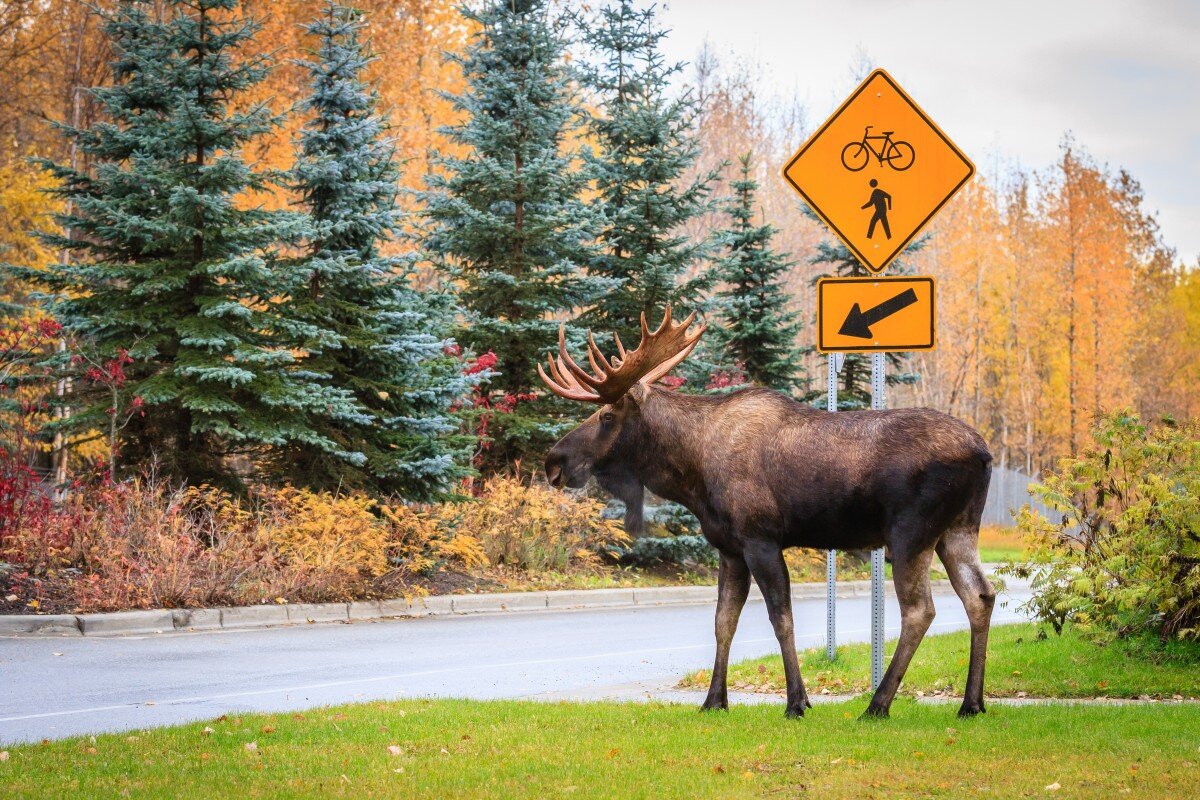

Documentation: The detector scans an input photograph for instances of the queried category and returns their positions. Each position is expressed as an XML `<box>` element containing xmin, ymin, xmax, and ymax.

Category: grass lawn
<box><xmin>681</xmin><ymin>622</ymin><xmax>1200</xmax><ymax>699</ymax></box>
<box><xmin>2</xmin><ymin>698</ymin><xmax>1198</xmax><ymax>799</ymax></box>
<box><xmin>976</xmin><ymin>524</ymin><xmax>1030</xmax><ymax>563</ymax></box>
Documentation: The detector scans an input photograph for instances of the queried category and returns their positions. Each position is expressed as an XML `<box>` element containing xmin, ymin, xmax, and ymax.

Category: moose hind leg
<box><xmin>702</xmin><ymin>552</ymin><xmax>751</xmax><ymax>711</ymax></box>
<box><xmin>743</xmin><ymin>541</ymin><xmax>811</xmax><ymax>718</ymax></box>
<box><xmin>936</xmin><ymin>530</ymin><xmax>996</xmax><ymax>717</ymax></box>
<box><xmin>863</xmin><ymin>544</ymin><xmax>936</xmax><ymax>719</ymax></box>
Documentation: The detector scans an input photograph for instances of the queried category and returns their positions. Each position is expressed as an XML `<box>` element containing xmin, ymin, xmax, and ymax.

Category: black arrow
<box><xmin>838</xmin><ymin>288</ymin><xmax>919</xmax><ymax>339</ymax></box>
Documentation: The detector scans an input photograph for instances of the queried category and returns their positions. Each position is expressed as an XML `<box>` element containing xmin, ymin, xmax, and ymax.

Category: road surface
<box><xmin>0</xmin><ymin>581</ymin><xmax>1030</xmax><ymax>744</ymax></box>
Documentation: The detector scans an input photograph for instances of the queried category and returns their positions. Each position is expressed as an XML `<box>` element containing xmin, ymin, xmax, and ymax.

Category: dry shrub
<box><xmin>382</xmin><ymin>503</ymin><xmax>487</xmax><ymax>574</ymax></box>
<box><xmin>432</xmin><ymin>476</ymin><xmax>627</xmax><ymax>572</ymax></box>
<box><xmin>5</xmin><ymin>473</ymin><xmax>625</xmax><ymax>612</ymax></box>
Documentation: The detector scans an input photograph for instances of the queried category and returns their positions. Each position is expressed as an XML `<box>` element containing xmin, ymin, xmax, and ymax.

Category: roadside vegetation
<box><xmin>681</xmin><ymin>622</ymin><xmax>1200</xmax><ymax>699</ymax></box>
<box><xmin>1004</xmin><ymin>412</ymin><xmax>1200</xmax><ymax>647</ymax></box>
<box><xmin>0</xmin><ymin>470</ymin><xmax>889</xmax><ymax>615</ymax></box>
<box><xmin>2</xmin><ymin>698</ymin><xmax>1197</xmax><ymax>799</ymax></box>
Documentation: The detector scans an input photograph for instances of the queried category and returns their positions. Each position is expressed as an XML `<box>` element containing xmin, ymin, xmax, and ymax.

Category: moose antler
<box><xmin>538</xmin><ymin>305</ymin><xmax>706</xmax><ymax>404</ymax></box>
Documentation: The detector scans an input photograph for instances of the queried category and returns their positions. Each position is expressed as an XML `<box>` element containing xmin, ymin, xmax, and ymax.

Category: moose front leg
<box><xmin>702</xmin><ymin>552</ymin><xmax>751</xmax><ymax>711</ymax></box>
<box><xmin>743</xmin><ymin>541</ymin><xmax>811</xmax><ymax>718</ymax></box>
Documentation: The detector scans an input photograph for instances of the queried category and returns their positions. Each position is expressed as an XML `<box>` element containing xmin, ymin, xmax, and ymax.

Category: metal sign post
<box><xmin>781</xmin><ymin>67</ymin><xmax>972</xmax><ymax>698</ymax></box>
<box><xmin>825</xmin><ymin>355</ymin><xmax>838</xmax><ymax>661</ymax></box>
<box><xmin>870</xmin><ymin>352</ymin><xmax>887</xmax><ymax>690</ymax></box>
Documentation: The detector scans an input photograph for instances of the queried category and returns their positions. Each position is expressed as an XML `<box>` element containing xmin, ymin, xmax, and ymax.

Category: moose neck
<box><xmin>624</xmin><ymin>388</ymin><xmax>712</xmax><ymax>512</ymax></box>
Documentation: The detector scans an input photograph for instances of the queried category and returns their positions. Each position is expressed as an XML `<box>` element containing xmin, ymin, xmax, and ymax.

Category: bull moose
<box><xmin>539</xmin><ymin>307</ymin><xmax>995</xmax><ymax>719</ymax></box>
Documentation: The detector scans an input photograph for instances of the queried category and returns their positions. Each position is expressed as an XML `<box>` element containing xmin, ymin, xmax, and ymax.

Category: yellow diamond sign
<box><xmin>783</xmin><ymin>69</ymin><xmax>974</xmax><ymax>273</ymax></box>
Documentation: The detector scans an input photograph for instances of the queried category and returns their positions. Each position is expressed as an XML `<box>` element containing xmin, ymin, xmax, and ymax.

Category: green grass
<box><xmin>976</xmin><ymin>525</ymin><xmax>1030</xmax><ymax>563</ymax></box>
<box><xmin>2</xmin><ymin>699</ymin><xmax>1198</xmax><ymax>799</ymax></box>
<box><xmin>681</xmin><ymin>622</ymin><xmax>1200</xmax><ymax>699</ymax></box>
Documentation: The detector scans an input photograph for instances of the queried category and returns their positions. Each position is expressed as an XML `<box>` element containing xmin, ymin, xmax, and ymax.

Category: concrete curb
<box><xmin>0</xmin><ymin>578</ymin><xmax>957</xmax><ymax>638</ymax></box>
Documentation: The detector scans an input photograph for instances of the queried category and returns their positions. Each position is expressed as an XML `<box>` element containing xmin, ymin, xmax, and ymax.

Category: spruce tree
<box><xmin>10</xmin><ymin>0</ymin><xmax>363</xmax><ymax>485</ymax></box>
<box><xmin>421</xmin><ymin>0</ymin><xmax>609</xmax><ymax>471</ymax></box>
<box><xmin>710</xmin><ymin>152</ymin><xmax>805</xmax><ymax>393</ymax></box>
<box><xmin>277</xmin><ymin>1</ymin><xmax>472</xmax><ymax>499</ymax></box>
<box><xmin>576</xmin><ymin>0</ymin><xmax>719</xmax><ymax>348</ymax></box>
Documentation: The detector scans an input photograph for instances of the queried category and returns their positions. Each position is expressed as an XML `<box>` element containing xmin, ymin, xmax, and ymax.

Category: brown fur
<box><xmin>546</xmin><ymin>385</ymin><xmax>995</xmax><ymax>719</ymax></box>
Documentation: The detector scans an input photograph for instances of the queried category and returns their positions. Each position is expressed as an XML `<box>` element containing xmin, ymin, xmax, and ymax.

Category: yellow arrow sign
<box><xmin>817</xmin><ymin>276</ymin><xmax>936</xmax><ymax>353</ymax></box>
<box><xmin>783</xmin><ymin>70</ymin><xmax>974</xmax><ymax>273</ymax></box>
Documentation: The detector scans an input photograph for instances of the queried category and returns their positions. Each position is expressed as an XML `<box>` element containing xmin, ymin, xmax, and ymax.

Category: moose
<box><xmin>540</xmin><ymin>307</ymin><xmax>995</xmax><ymax>719</ymax></box>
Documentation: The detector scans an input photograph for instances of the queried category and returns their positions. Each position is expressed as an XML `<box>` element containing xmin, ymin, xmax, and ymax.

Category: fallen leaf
<box><xmin>84</xmin><ymin>746</ymin><xmax>97</xmax><ymax>754</ymax></box>
<box><xmin>125</xmin><ymin>736</ymin><xmax>139</xmax><ymax>743</ymax></box>
<box><xmin>4</xmin><ymin>594</ymin><xmax>17</xmax><ymax>602</ymax></box>
<box><xmin>0</xmin><ymin>751</ymin><xmax>8</xmax><ymax>762</ymax></box>
<box><xmin>741</xmin><ymin>771</ymin><xmax>756</xmax><ymax>780</ymax></box>
<box><xmin>201</xmin><ymin>727</ymin><xmax>214</xmax><ymax>736</ymax></box>
<box><xmin>387</xmin><ymin>745</ymin><xmax>402</xmax><ymax>756</ymax></box>
<box><xmin>1045</xmin><ymin>782</ymin><xmax>1061</xmax><ymax>792</ymax></box>
<box><xmin>244</xmin><ymin>741</ymin><xmax>258</xmax><ymax>752</ymax></box>
<box><xmin>260</xmin><ymin>726</ymin><xmax>275</xmax><ymax>734</ymax></box>
<box><xmin>606</xmin><ymin>748</ymin><xmax>619</xmax><ymax>759</ymax></box>
<box><xmin>712</xmin><ymin>765</ymin><xmax>725</xmax><ymax>774</ymax></box>
<box><xmin>52</xmin><ymin>652</ymin><xmax>63</xmax><ymax>657</ymax></box>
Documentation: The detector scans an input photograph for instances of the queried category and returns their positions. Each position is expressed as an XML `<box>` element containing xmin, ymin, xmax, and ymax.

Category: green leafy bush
<box><xmin>1005</xmin><ymin>412</ymin><xmax>1200</xmax><ymax>645</ymax></box>
<box><xmin>620</xmin><ymin>534</ymin><xmax>717</xmax><ymax>568</ymax></box>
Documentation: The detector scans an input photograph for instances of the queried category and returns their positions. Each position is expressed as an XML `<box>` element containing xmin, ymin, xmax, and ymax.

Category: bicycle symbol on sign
<box><xmin>840</xmin><ymin>126</ymin><xmax>915</xmax><ymax>172</ymax></box>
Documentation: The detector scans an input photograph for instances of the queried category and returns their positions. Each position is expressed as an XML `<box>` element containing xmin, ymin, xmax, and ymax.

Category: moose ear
<box><xmin>626</xmin><ymin>383</ymin><xmax>650</xmax><ymax>406</ymax></box>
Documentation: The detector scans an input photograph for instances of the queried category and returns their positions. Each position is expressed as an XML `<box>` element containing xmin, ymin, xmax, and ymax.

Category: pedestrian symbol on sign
<box><xmin>862</xmin><ymin>179</ymin><xmax>892</xmax><ymax>240</ymax></box>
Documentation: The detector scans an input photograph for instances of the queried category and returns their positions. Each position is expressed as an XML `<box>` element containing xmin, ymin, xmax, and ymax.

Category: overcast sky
<box><xmin>654</xmin><ymin>0</ymin><xmax>1200</xmax><ymax>265</ymax></box>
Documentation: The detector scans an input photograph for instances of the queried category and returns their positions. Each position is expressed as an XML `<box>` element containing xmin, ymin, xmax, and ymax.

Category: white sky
<box><xmin>655</xmin><ymin>0</ymin><xmax>1200</xmax><ymax>265</ymax></box>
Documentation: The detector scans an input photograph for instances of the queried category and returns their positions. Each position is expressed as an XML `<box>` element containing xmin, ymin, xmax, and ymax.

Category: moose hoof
<box><xmin>859</xmin><ymin>703</ymin><xmax>890</xmax><ymax>720</ymax></box>
<box><xmin>957</xmin><ymin>702</ymin><xmax>986</xmax><ymax>718</ymax></box>
<box><xmin>784</xmin><ymin>703</ymin><xmax>808</xmax><ymax>719</ymax></box>
<box><xmin>699</xmin><ymin>698</ymin><xmax>728</xmax><ymax>713</ymax></box>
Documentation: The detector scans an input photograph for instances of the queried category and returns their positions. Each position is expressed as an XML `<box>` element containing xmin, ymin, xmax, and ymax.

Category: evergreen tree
<box><xmin>803</xmin><ymin>209</ymin><xmax>921</xmax><ymax>410</ymax></box>
<box><xmin>277</xmin><ymin>1</ymin><xmax>472</xmax><ymax>499</ymax></box>
<box><xmin>709</xmin><ymin>152</ymin><xmax>805</xmax><ymax>393</ymax></box>
<box><xmin>8</xmin><ymin>0</ymin><xmax>364</xmax><ymax>486</ymax></box>
<box><xmin>421</xmin><ymin>0</ymin><xmax>609</xmax><ymax>471</ymax></box>
<box><xmin>576</xmin><ymin>0</ymin><xmax>719</xmax><ymax>348</ymax></box>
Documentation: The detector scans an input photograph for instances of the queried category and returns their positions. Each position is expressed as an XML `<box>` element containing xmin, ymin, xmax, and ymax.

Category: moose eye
<box><xmin>601</xmin><ymin>411</ymin><xmax>615</xmax><ymax>424</ymax></box>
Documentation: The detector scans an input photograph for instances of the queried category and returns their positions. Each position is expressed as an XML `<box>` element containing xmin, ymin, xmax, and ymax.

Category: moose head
<box><xmin>539</xmin><ymin>306</ymin><xmax>704</xmax><ymax>496</ymax></box>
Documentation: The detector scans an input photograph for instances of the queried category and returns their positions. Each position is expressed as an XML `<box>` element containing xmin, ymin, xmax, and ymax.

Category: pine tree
<box><xmin>803</xmin><ymin>212</ymin><xmax>921</xmax><ymax>410</ymax></box>
<box><xmin>8</xmin><ymin>0</ymin><xmax>364</xmax><ymax>486</ymax></box>
<box><xmin>576</xmin><ymin>0</ymin><xmax>719</xmax><ymax>348</ymax></box>
<box><xmin>709</xmin><ymin>152</ymin><xmax>805</xmax><ymax>392</ymax></box>
<box><xmin>421</xmin><ymin>0</ymin><xmax>609</xmax><ymax>471</ymax></box>
<box><xmin>276</xmin><ymin>1</ymin><xmax>473</xmax><ymax>499</ymax></box>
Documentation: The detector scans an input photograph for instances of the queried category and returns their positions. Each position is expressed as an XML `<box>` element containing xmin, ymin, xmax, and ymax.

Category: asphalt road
<box><xmin>0</xmin><ymin>581</ymin><xmax>1030</xmax><ymax>744</ymax></box>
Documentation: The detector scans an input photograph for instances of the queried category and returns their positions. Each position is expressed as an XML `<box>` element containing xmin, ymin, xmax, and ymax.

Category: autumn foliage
<box><xmin>0</xmin><ymin>474</ymin><xmax>620</xmax><ymax>612</ymax></box>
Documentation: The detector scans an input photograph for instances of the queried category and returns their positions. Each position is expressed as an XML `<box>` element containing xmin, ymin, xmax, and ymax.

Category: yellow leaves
<box><xmin>260</xmin><ymin>487</ymin><xmax>390</xmax><ymax>577</ymax></box>
<box><xmin>432</xmin><ymin>477</ymin><xmax>628</xmax><ymax>572</ymax></box>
